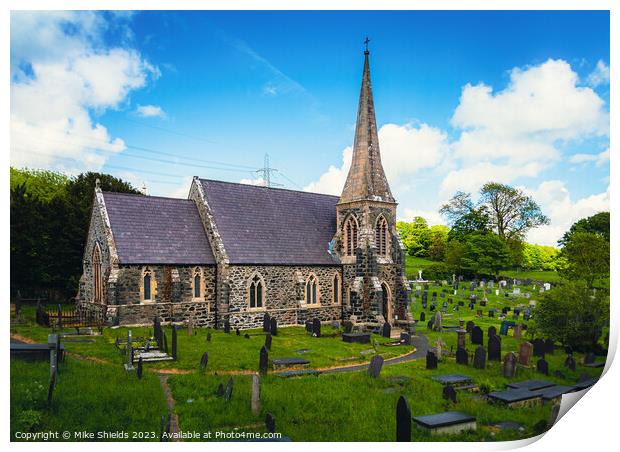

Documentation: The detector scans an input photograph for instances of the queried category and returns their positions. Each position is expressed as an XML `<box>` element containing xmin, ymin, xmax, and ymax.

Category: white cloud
<box><xmin>239</xmin><ymin>176</ymin><xmax>266</xmax><ymax>186</ymax></box>
<box><xmin>400</xmin><ymin>208</ymin><xmax>445</xmax><ymax>227</ymax></box>
<box><xmin>586</xmin><ymin>60</ymin><xmax>610</xmax><ymax>87</ymax></box>
<box><xmin>136</xmin><ymin>104</ymin><xmax>166</xmax><ymax>118</ymax></box>
<box><xmin>10</xmin><ymin>11</ymin><xmax>158</xmax><ymax>174</ymax></box>
<box><xmin>304</xmin><ymin>146</ymin><xmax>352</xmax><ymax>195</ymax></box>
<box><xmin>524</xmin><ymin>180</ymin><xmax>609</xmax><ymax>246</ymax></box>
<box><xmin>569</xmin><ymin>148</ymin><xmax>609</xmax><ymax>166</ymax></box>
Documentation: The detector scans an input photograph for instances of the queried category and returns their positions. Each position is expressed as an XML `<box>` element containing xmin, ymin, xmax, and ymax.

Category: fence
<box><xmin>36</xmin><ymin>304</ymin><xmax>105</xmax><ymax>329</ymax></box>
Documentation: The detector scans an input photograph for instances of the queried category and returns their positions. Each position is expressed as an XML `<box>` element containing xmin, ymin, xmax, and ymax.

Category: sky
<box><xmin>10</xmin><ymin>10</ymin><xmax>610</xmax><ymax>246</ymax></box>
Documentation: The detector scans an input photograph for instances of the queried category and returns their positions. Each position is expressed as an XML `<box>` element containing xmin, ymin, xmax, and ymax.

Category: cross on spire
<box><xmin>364</xmin><ymin>36</ymin><xmax>370</xmax><ymax>53</ymax></box>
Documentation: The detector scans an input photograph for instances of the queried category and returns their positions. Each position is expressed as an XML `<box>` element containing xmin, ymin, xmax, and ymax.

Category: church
<box><xmin>76</xmin><ymin>48</ymin><xmax>411</xmax><ymax>329</ymax></box>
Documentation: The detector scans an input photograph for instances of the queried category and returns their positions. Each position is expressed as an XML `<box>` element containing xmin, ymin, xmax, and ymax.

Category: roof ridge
<box><xmin>198</xmin><ymin>178</ymin><xmax>340</xmax><ymax>199</ymax></box>
<box><xmin>101</xmin><ymin>191</ymin><xmax>191</xmax><ymax>202</ymax></box>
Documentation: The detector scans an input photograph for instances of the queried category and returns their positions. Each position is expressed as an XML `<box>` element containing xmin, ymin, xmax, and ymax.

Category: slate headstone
<box><xmin>488</xmin><ymin>326</ymin><xmax>497</xmax><ymax>338</ymax></box>
<box><xmin>473</xmin><ymin>346</ymin><xmax>486</xmax><ymax>369</ymax></box>
<box><xmin>488</xmin><ymin>334</ymin><xmax>501</xmax><ymax>361</ymax></box>
<box><xmin>216</xmin><ymin>383</ymin><xmax>225</xmax><ymax>396</ymax></box>
<box><xmin>456</xmin><ymin>347</ymin><xmax>468</xmax><ymax>365</ymax></box>
<box><xmin>207</xmin><ymin>332</ymin><xmax>212</xmax><ymax>342</ymax></box>
<box><xmin>396</xmin><ymin>395</ymin><xmax>411</xmax><ymax>442</ymax></box>
<box><xmin>368</xmin><ymin>355</ymin><xmax>384</xmax><ymax>378</ymax></box>
<box><xmin>171</xmin><ymin>326</ymin><xmax>177</xmax><ymax>361</ymax></box>
<box><xmin>343</xmin><ymin>321</ymin><xmax>353</xmax><ymax>334</ymax></box>
<box><xmin>264</xmin><ymin>333</ymin><xmax>272</xmax><ymax>350</ymax></box>
<box><xmin>466</xmin><ymin>321</ymin><xmax>474</xmax><ymax>334</ymax></box>
<box><xmin>536</xmin><ymin>358</ymin><xmax>549</xmax><ymax>375</ymax></box>
<box><xmin>518</xmin><ymin>342</ymin><xmax>533</xmax><ymax>366</ymax></box>
<box><xmin>312</xmin><ymin>318</ymin><xmax>321</xmax><ymax>338</ymax></box>
<box><xmin>584</xmin><ymin>352</ymin><xmax>596</xmax><ymax>365</ymax></box>
<box><xmin>137</xmin><ymin>357</ymin><xmax>143</xmax><ymax>379</ymax></box>
<box><xmin>443</xmin><ymin>384</ymin><xmax>457</xmax><ymax>403</ymax></box>
<box><xmin>564</xmin><ymin>354</ymin><xmax>576</xmax><ymax>371</ymax></box>
<box><xmin>224</xmin><ymin>377</ymin><xmax>234</xmax><ymax>401</ymax></box>
<box><xmin>471</xmin><ymin>326</ymin><xmax>483</xmax><ymax>345</ymax></box>
<box><xmin>270</xmin><ymin>317</ymin><xmax>278</xmax><ymax>336</ymax></box>
<box><xmin>533</xmin><ymin>339</ymin><xmax>545</xmax><ymax>357</ymax></box>
<box><xmin>259</xmin><ymin>345</ymin><xmax>269</xmax><ymax>375</ymax></box>
<box><xmin>382</xmin><ymin>322</ymin><xmax>392</xmax><ymax>338</ymax></box>
<box><xmin>224</xmin><ymin>319</ymin><xmax>231</xmax><ymax>334</ymax></box>
<box><xmin>503</xmin><ymin>352</ymin><xmax>517</xmax><ymax>378</ymax></box>
<box><xmin>426</xmin><ymin>350</ymin><xmax>438</xmax><ymax>370</ymax></box>
<box><xmin>419</xmin><ymin>312</ymin><xmax>426</xmax><ymax>322</ymax></box>
<box><xmin>265</xmin><ymin>413</ymin><xmax>276</xmax><ymax>434</ymax></box>
<box><xmin>199</xmin><ymin>352</ymin><xmax>209</xmax><ymax>372</ymax></box>
<box><xmin>263</xmin><ymin>313</ymin><xmax>271</xmax><ymax>333</ymax></box>
<box><xmin>499</xmin><ymin>321</ymin><xmax>509</xmax><ymax>336</ymax></box>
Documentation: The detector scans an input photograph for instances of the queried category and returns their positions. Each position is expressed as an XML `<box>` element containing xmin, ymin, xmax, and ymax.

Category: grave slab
<box><xmin>413</xmin><ymin>411</ymin><xmax>477</xmax><ymax>435</ymax></box>
<box><xmin>342</xmin><ymin>333</ymin><xmax>371</xmax><ymax>344</ymax></box>
<box><xmin>506</xmin><ymin>380</ymin><xmax>555</xmax><ymax>391</ymax></box>
<box><xmin>432</xmin><ymin>374</ymin><xmax>473</xmax><ymax>386</ymax></box>
<box><xmin>272</xmin><ymin>357</ymin><xmax>310</xmax><ymax>370</ymax></box>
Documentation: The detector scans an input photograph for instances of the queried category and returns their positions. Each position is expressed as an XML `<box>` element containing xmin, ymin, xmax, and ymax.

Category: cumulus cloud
<box><xmin>586</xmin><ymin>60</ymin><xmax>610</xmax><ymax>87</ymax></box>
<box><xmin>569</xmin><ymin>148</ymin><xmax>609</xmax><ymax>166</ymax></box>
<box><xmin>239</xmin><ymin>176</ymin><xmax>267</xmax><ymax>186</ymax></box>
<box><xmin>10</xmin><ymin>11</ymin><xmax>158</xmax><ymax>174</ymax></box>
<box><xmin>136</xmin><ymin>104</ymin><xmax>166</xmax><ymax>118</ymax></box>
<box><xmin>304</xmin><ymin>147</ymin><xmax>352</xmax><ymax>195</ymax></box>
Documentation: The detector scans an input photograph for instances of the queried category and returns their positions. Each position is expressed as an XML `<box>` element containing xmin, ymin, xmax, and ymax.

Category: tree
<box><xmin>558</xmin><ymin>231</ymin><xmax>609</xmax><ymax>288</ymax></box>
<box><xmin>428</xmin><ymin>225</ymin><xmax>449</xmax><ymax>261</ymax></box>
<box><xmin>396</xmin><ymin>217</ymin><xmax>431</xmax><ymax>257</ymax></box>
<box><xmin>535</xmin><ymin>280</ymin><xmax>609</xmax><ymax>350</ymax></box>
<box><xmin>444</xmin><ymin>240</ymin><xmax>465</xmax><ymax>275</ymax></box>
<box><xmin>559</xmin><ymin>211</ymin><xmax>610</xmax><ymax>246</ymax></box>
<box><xmin>460</xmin><ymin>233</ymin><xmax>511</xmax><ymax>278</ymax></box>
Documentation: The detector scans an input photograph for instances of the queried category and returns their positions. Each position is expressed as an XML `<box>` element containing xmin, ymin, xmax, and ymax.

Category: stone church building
<box><xmin>76</xmin><ymin>49</ymin><xmax>411</xmax><ymax>329</ymax></box>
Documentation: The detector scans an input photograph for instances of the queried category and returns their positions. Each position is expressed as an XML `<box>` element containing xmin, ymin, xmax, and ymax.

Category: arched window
<box><xmin>343</xmin><ymin>215</ymin><xmax>359</xmax><ymax>256</ymax></box>
<box><xmin>248</xmin><ymin>273</ymin><xmax>265</xmax><ymax>309</ymax></box>
<box><xmin>193</xmin><ymin>267</ymin><xmax>202</xmax><ymax>299</ymax></box>
<box><xmin>305</xmin><ymin>274</ymin><xmax>319</xmax><ymax>305</ymax></box>
<box><xmin>92</xmin><ymin>243</ymin><xmax>103</xmax><ymax>303</ymax></box>
<box><xmin>332</xmin><ymin>273</ymin><xmax>341</xmax><ymax>305</ymax></box>
<box><xmin>375</xmin><ymin>215</ymin><xmax>389</xmax><ymax>256</ymax></box>
<box><xmin>143</xmin><ymin>267</ymin><xmax>154</xmax><ymax>302</ymax></box>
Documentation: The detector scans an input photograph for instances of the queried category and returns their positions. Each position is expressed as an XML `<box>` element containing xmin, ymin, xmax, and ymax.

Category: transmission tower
<box><xmin>256</xmin><ymin>153</ymin><xmax>282</xmax><ymax>187</ymax></box>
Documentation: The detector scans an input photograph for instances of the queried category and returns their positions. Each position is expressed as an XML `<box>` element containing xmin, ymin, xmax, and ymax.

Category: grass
<box><xmin>10</xmin><ymin>356</ymin><xmax>167</xmax><ymax>441</ymax></box>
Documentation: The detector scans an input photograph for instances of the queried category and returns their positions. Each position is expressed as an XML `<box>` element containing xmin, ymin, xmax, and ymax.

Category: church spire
<box><xmin>339</xmin><ymin>41</ymin><xmax>395</xmax><ymax>204</ymax></box>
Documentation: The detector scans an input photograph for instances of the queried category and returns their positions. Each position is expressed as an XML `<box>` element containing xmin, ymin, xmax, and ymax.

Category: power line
<box><xmin>120</xmin><ymin>116</ymin><xmax>218</xmax><ymax>144</ymax></box>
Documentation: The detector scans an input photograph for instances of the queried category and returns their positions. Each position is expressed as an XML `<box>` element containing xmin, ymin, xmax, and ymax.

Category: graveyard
<box><xmin>10</xmin><ymin>278</ymin><xmax>606</xmax><ymax>442</ymax></box>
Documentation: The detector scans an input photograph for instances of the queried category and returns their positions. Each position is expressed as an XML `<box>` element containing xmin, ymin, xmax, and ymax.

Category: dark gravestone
<box><xmin>519</xmin><ymin>342</ymin><xmax>533</xmax><ymax>366</ymax></box>
<box><xmin>305</xmin><ymin>320</ymin><xmax>313</xmax><ymax>333</ymax></box>
<box><xmin>171</xmin><ymin>326</ymin><xmax>177</xmax><ymax>361</ymax></box>
<box><xmin>265</xmin><ymin>413</ymin><xmax>276</xmax><ymax>434</ymax></box>
<box><xmin>554</xmin><ymin>370</ymin><xmax>566</xmax><ymax>379</ymax></box>
<box><xmin>565</xmin><ymin>345</ymin><xmax>573</xmax><ymax>355</ymax></box>
<box><xmin>456</xmin><ymin>347</ymin><xmax>468</xmax><ymax>365</ymax></box>
<box><xmin>312</xmin><ymin>318</ymin><xmax>321</xmax><ymax>338</ymax></box>
<box><xmin>216</xmin><ymin>383</ymin><xmax>225</xmax><ymax>396</ymax></box>
<box><xmin>400</xmin><ymin>332</ymin><xmax>411</xmax><ymax>345</ymax></box>
<box><xmin>537</xmin><ymin>358</ymin><xmax>549</xmax><ymax>375</ymax></box>
<box><xmin>471</xmin><ymin>326</ymin><xmax>483</xmax><ymax>345</ymax></box>
<box><xmin>488</xmin><ymin>335</ymin><xmax>501</xmax><ymax>361</ymax></box>
<box><xmin>342</xmin><ymin>332</ymin><xmax>371</xmax><ymax>344</ymax></box>
<box><xmin>244</xmin><ymin>333</ymin><xmax>250</xmax><ymax>339</ymax></box>
<box><xmin>473</xmin><ymin>346</ymin><xmax>486</xmax><ymax>369</ymax></box>
<box><xmin>224</xmin><ymin>319</ymin><xmax>231</xmax><ymax>334</ymax></box>
<box><xmin>466</xmin><ymin>321</ymin><xmax>474</xmax><ymax>334</ymax></box>
<box><xmin>263</xmin><ymin>313</ymin><xmax>271</xmax><ymax>333</ymax></box>
<box><xmin>368</xmin><ymin>355</ymin><xmax>384</xmax><ymax>378</ymax></box>
<box><xmin>503</xmin><ymin>352</ymin><xmax>517</xmax><ymax>378</ymax></box>
<box><xmin>443</xmin><ymin>384</ymin><xmax>457</xmax><ymax>403</ymax></box>
<box><xmin>137</xmin><ymin>357</ymin><xmax>143</xmax><ymax>379</ymax></box>
<box><xmin>224</xmin><ymin>377</ymin><xmax>234</xmax><ymax>401</ymax></box>
<box><xmin>259</xmin><ymin>346</ymin><xmax>269</xmax><ymax>375</ymax></box>
<box><xmin>499</xmin><ymin>321</ymin><xmax>509</xmax><ymax>336</ymax></box>
<box><xmin>584</xmin><ymin>352</ymin><xmax>596</xmax><ymax>365</ymax></box>
<box><xmin>426</xmin><ymin>351</ymin><xmax>438</xmax><ymax>370</ymax></box>
<box><xmin>533</xmin><ymin>339</ymin><xmax>545</xmax><ymax>357</ymax></box>
<box><xmin>544</xmin><ymin>339</ymin><xmax>554</xmax><ymax>355</ymax></box>
<box><xmin>419</xmin><ymin>312</ymin><xmax>426</xmax><ymax>322</ymax></box>
<box><xmin>396</xmin><ymin>395</ymin><xmax>411</xmax><ymax>442</ymax></box>
<box><xmin>488</xmin><ymin>310</ymin><xmax>495</xmax><ymax>318</ymax></box>
<box><xmin>270</xmin><ymin>317</ymin><xmax>278</xmax><ymax>336</ymax></box>
<box><xmin>382</xmin><ymin>322</ymin><xmax>392</xmax><ymax>338</ymax></box>
<box><xmin>163</xmin><ymin>331</ymin><xmax>169</xmax><ymax>354</ymax></box>
<box><xmin>236</xmin><ymin>328</ymin><xmax>241</xmax><ymax>336</ymax></box>
<box><xmin>200</xmin><ymin>352</ymin><xmax>209</xmax><ymax>372</ymax></box>
<box><xmin>264</xmin><ymin>333</ymin><xmax>272</xmax><ymax>350</ymax></box>
<box><xmin>488</xmin><ymin>326</ymin><xmax>497</xmax><ymax>338</ymax></box>
<box><xmin>564</xmin><ymin>355</ymin><xmax>576</xmax><ymax>371</ymax></box>
<box><xmin>207</xmin><ymin>332</ymin><xmax>212</xmax><ymax>342</ymax></box>
<box><xmin>343</xmin><ymin>321</ymin><xmax>353</xmax><ymax>333</ymax></box>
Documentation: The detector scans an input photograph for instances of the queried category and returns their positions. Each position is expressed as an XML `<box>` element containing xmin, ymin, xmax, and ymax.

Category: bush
<box><xmin>422</xmin><ymin>262</ymin><xmax>452</xmax><ymax>280</ymax></box>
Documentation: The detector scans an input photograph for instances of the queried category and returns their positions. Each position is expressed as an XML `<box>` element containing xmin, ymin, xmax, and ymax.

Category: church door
<box><xmin>381</xmin><ymin>282</ymin><xmax>392</xmax><ymax>323</ymax></box>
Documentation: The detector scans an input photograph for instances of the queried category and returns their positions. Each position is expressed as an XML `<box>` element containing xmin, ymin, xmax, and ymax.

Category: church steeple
<box><xmin>339</xmin><ymin>43</ymin><xmax>395</xmax><ymax>204</ymax></box>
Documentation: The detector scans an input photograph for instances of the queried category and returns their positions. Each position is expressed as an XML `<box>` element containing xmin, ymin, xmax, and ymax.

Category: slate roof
<box><xmin>102</xmin><ymin>192</ymin><xmax>215</xmax><ymax>265</ymax></box>
<box><xmin>200</xmin><ymin>179</ymin><xmax>340</xmax><ymax>265</ymax></box>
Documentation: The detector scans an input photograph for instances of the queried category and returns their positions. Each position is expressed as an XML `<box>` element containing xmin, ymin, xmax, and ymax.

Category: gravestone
<box><xmin>513</xmin><ymin>325</ymin><xmax>522</xmax><ymax>339</ymax></box>
<box><xmin>312</xmin><ymin>318</ymin><xmax>321</xmax><ymax>338</ymax></box>
<box><xmin>163</xmin><ymin>331</ymin><xmax>169</xmax><ymax>354</ymax></box>
<box><xmin>382</xmin><ymin>322</ymin><xmax>392</xmax><ymax>338</ymax></box>
<box><xmin>537</xmin><ymin>358</ymin><xmax>549</xmax><ymax>375</ymax></box>
<box><xmin>456</xmin><ymin>347</ymin><xmax>468</xmax><ymax>365</ymax></box>
<box><xmin>187</xmin><ymin>317</ymin><xmax>193</xmax><ymax>336</ymax></box>
<box><xmin>503</xmin><ymin>352</ymin><xmax>517</xmax><ymax>378</ymax></box>
<box><xmin>368</xmin><ymin>355</ymin><xmax>384</xmax><ymax>378</ymax></box>
<box><xmin>396</xmin><ymin>395</ymin><xmax>411</xmax><ymax>442</ymax></box>
<box><xmin>420</xmin><ymin>312</ymin><xmax>426</xmax><ymax>322</ymax></box>
<box><xmin>224</xmin><ymin>319</ymin><xmax>231</xmax><ymax>334</ymax></box>
<box><xmin>488</xmin><ymin>326</ymin><xmax>497</xmax><ymax>338</ymax></box>
<box><xmin>199</xmin><ymin>352</ymin><xmax>209</xmax><ymax>372</ymax></box>
<box><xmin>533</xmin><ymin>339</ymin><xmax>545</xmax><ymax>357</ymax></box>
<box><xmin>433</xmin><ymin>312</ymin><xmax>442</xmax><ymax>332</ymax></box>
<box><xmin>251</xmin><ymin>373</ymin><xmax>261</xmax><ymax>415</ymax></box>
<box><xmin>564</xmin><ymin>355</ymin><xmax>576</xmax><ymax>371</ymax></box>
<box><xmin>473</xmin><ymin>346</ymin><xmax>486</xmax><ymax>369</ymax></box>
<box><xmin>443</xmin><ymin>384</ymin><xmax>457</xmax><ymax>403</ymax></box>
<box><xmin>466</xmin><ymin>321</ymin><xmax>474</xmax><ymax>334</ymax></box>
<box><xmin>124</xmin><ymin>330</ymin><xmax>134</xmax><ymax>371</ymax></box>
<box><xmin>259</xmin><ymin>346</ymin><xmax>269</xmax><ymax>375</ymax></box>
<box><xmin>264</xmin><ymin>333</ymin><xmax>272</xmax><ymax>350</ymax></box>
<box><xmin>171</xmin><ymin>326</ymin><xmax>177</xmax><ymax>361</ymax></box>
<box><xmin>343</xmin><ymin>321</ymin><xmax>353</xmax><ymax>333</ymax></box>
<box><xmin>544</xmin><ymin>339</ymin><xmax>554</xmax><ymax>355</ymax></box>
<box><xmin>584</xmin><ymin>352</ymin><xmax>596</xmax><ymax>365</ymax></box>
<box><xmin>499</xmin><ymin>321</ymin><xmax>509</xmax><ymax>336</ymax></box>
<box><xmin>471</xmin><ymin>326</ymin><xmax>483</xmax><ymax>345</ymax></box>
<box><xmin>457</xmin><ymin>321</ymin><xmax>467</xmax><ymax>349</ymax></box>
<box><xmin>207</xmin><ymin>332</ymin><xmax>212</xmax><ymax>342</ymax></box>
<box><xmin>400</xmin><ymin>332</ymin><xmax>411</xmax><ymax>345</ymax></box>
<box><xmin>244</xmin><ymin>333</ymin><xmax>250</xmax><ymax>339</ymax></box>
<box><xmin>224</xmin><ymin>377</ymin><xmax>234</xmax><ymax>401</ymax></box>
<box><xmin>305</xmin><ymin>320</ymin><xmax>313</xmax><ymax>333</ymax></box>
<box><xmin>137</xmin><ymin>357</ymin><xmax>143</xmax><ymax>379</ymax></box>
<box><xmin>488</xmin><ymin>335</ymin><xmax>501</xmax><ymax>361</ymax></box>
<box><xmin>265</xmin><ymin>413</ymin><xmax>276</xmax><ymax>434</ymax></box>
<box><xmin>518</xmin><ymin>342</ymin><xmax>533</xmax><ymax>366</ymax></box>
<box><xmin>263</xmin><ymin>313</ymin><xmax>271</xmax><ymax>333</ymax></box>
<box><xmin>426</xmin><ymin>350</ymin><xmax>438</xmax><ymax>370</ymax></box>
<box><xmin>216</xmin><ymin>383</ymin><xmax>225</xmax><ymax>396</ymax></box>
<box><xmin>236</xmin><ymin>328</ymin><xmax>241</xmax><ymax>336</ymax></box>
<box><xmin>270</xmin><ymin>317</ymin><xmax>278</xmax><ymax>336</ymax></box>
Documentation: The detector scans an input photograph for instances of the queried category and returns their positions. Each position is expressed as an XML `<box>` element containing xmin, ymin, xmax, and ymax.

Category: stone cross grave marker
<box><xmin>312</xmin><ymin>318</ymin><xmax>321</xmax><ymax>337</ymax></box>
<box><xmin>396</xmin><ymin>395</ymin><xmax>411</xmax><ymax>442</ymax></box>
<box><xmin>264</xmin><ymin>333</ymin><xmax>272</xmax><ymax>350</ymax></box>
<box><xmin>270</xmin><ymin>317</ymin><xmax>278</xmax><ymax>336</ymax></box>
<box><xmin>471</xmin><ymin>326</ymin><xmax>483</xmax><ymax>345</ymax></box>
<box><xmin>503</xmin><ymin>352</ymin><xmax>517</xmax><ymax>378</ymax></box>
<box><xmin>443</xmin><ymin>384</ymin><xmax>457</xmax><ymax>403</ymax></box>
<box><xmin>473</xmin><ymin>346</ymin><xmax>486</xmax><ymax>369</ymax></box>
<box><xmin>518</xmin><ymin>342</ymin><xmax>533</xmax><ymax>366</ymax></box>
<box><xmin>200</xmin><ymin>352</ymin><xmax>209</xmax><ymax>372</ymax></box>
<box><xmin>537</xmin><ymin>358</ymin><xmax>549</xmax><ymax>375</ymax></box>
<box><xmin>488</xmin><ymin>335</ymin><xmax>501</xmax><ymax>361</ymax></box>
<box><xmin>251</xmin><ymin>373</ymin><xmax>261</xmax><ymax>415</ymax></box>
<box><xmin>382</xmin><ymin>321</ymin><xmax>392</xmax><ymax>338</ymax></box>
<box><xmin>259</xmin><ymin>345</ymin><xmax>269</xmax><ymax>375</ymax></box>
<box><xmin>426</xmin><ymin>350</ymin><xmax>438</xmax><ymax>370</ymax></box>
<box><xmin>368</xmin><ymin>355</ymin><xmax>384</xmax><ymax>378</ymax></box>
<box><xmin>224</xmin><ymin>377</ymin><xmax>234</xmax><ymax>401</ymax></box>
<box><xmin>456</xmin><ymin>347</ymin><xmax>468</xmax><ymax>365</ymax></box>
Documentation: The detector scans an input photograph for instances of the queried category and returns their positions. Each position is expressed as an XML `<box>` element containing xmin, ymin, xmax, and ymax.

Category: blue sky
<box><xmin>10</xmin><ymin>10</ymin><xmax>610</xmax><ymax>245</ymax></box>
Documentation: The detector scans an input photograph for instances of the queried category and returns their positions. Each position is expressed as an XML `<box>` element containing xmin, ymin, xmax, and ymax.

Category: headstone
<box><xmin>503</xmin><ymin>352</ymin><xmax>517</xmax><ymax>378</ymax></box>
<box><xmin>488</xmin><ymin>326</ymin><xmax>497</xmax><ymax>338</ymax></box>
<box><xmin>305</xmin><ymin>320</ymin><xmax>313</xmax><ymax>333</ymax></box>
<box><xmin>251</xmin><ymin>373</ymin><xmax>261</xmax><ymax>415</ymax></box>
<box><xmin>236</xmin><ymin>328</ymin><xmax>241</xmax><ymax>336</ymax></box>
<box><xmin>443</xmin><ymin>384</ymin><xmax>457</xmax><ymax>403</ymax></box>
<box><xmin>263</xmin><ymin>313</ymin><xmax>271</xmax><ymax>333</ymax></box>
<box><xmin>396</xmin><ymin>396</ymin><xmax>411</xmax><ymax>442</ymax></box>
<box><xmin>312</xmin><ymin>318</ymin><xmax>321</xmax><ymax>337</ymax></box>
<box><xmin>270</xmin><ymin>317</ymin><xmax>278</xmax><ymax>336</ymax></box>
<box><xmin>382</xmin><ymin>322</ymin><xmax>392</xmax><ymax>338</ymax></box>
<box><xmin>187</xmin><ymin>317</ymin><xmax>193</xmax><ymax>336</ymax></box>
<box><xmin>216</xmin><ymin>383</ymin><xmax>225</xmax><ymax>396</ymax></box>
<box><xmin>207</xmin><ymin>332</ymin><xmax>212</xmax><ymax>342</ymax></box>
<box><xmin>564</xmin><ymin>354</ymin><xmax>576</xmax><ymax>371</ymax></box>
<box><xmin>488</xmin><ymin>335</ymin><xmax>501</xmax><ymax>361</ymax></box>
<box><xmin>473</xmin><ymin>346</ymin><xmax>486</xmax><ymax>369</ymax></box>
<box><xmin>343</xmin><ymin>321</ymin><xmax>353</xmax><ymax>333</ymax></box>
<box><xmin>426</xmin><ymin>351</ymin><xmax>438</xmax><ymax>370</ymax></box>
<box><xmin>419</xmin><ymin>312</ymin><xmax>426</xmax><ymax>322</ymax></box>
<box><xmin>259</xmin><ymin>346</ymin><xmax>269</xmax><ymax>375</ymax></box>
<box><xmin>224</xmin><ymin>319</ymin><xmax>231</xmax><ymax>334</ymax></box>
<box><xmin>584</xmin><ymin>352</ymin><xmax>596</xmax><ymax>365</ymax></box>
<box><xmin>400</xmin><ymin>332</ymin><xmax>411</xmax><ymax>345</ymax></box>
<box><xmin>264</xmin><ymin>333</ymin><xmax>272</xmax><ymax>350</ymax></box>
<box><xmin>244</xmin><ymin>333</ymin><xmax>250</xmax><ymax>339</ymax></box>
<box><xmin>171</xmin><ymin>325</ymin><xmax>178</xmax><ymax>361</ymax></box>
<box><xmin>433</xmin><ymin>312</ymin><xmax>442</xmax><ymax>332</ymax></box>
<box><xmin>163</xmin><ymin>331</ymin><xmax>169</xmax><ymax>354</ymax></box>
<box><xmin>513</xmin><ymin>325</ymin><xmax>522</xmax><ymax>339</ymax></box>
<box><xmin>499</xmin><ymin>321</ymin><xmax>509</xmax><ymax>336</ymax></box>
<box><xmin>125</xmin><ymin>330</ymin><xmax>134</xmax><ymax>371</ymax></box>
<box><xmin>471</xmin><ymin>326</ymin><xmax>483</xmax><ymax>345</ymax></box>
<box><xmin>533</xmin><ymin>339</ymin><xmax>545</xmax><ymax>357</ymax></box>
<box><xmin>536</xmin><ymin>358</ymin><xmax>549</xmax><ymax>375</ymax></box>
<box><xmin>199</xmin><ymin>352</ymin><xmax>209</xmax><ymax>372</ymax></box>
<box><xmin>368</xmin><ymin>355</ymin><xmax>384</xmax><ymax>378</ymax></box>
<box><xmin>466</xmin><ymin>321</ymin><xmax>474</xmax><ymax>334</ymax></box>
<box><xmin>137</xmin><ymin>357</ymin><xmax>143</xmax><ymax>379</ymax></box>
<box><xmin>265</xmin><ymin>413</ymin><xmax>276</xmax><ymax>434</ymax></box>
<box><xmin>518</xmin><ymin>342</ymin><xmax>533</xmax><ymax>366</ymax></box>
<box><xmin>544</xmin><ymin>339</ymin><xmax>554</xmax><ymax>355</ymax></box>
<box><xmin>456</xmin><ymin>347</ymin><xmax>468</xmax><ymax>365</ymax></box>
<box><xmin>224</xmin><ymin>377</ymin><xmax>234</xmax><ymax>401</ymax></box>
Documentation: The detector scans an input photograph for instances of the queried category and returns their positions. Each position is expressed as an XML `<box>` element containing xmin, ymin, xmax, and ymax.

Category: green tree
<box><xmin>444</xmin><ymin>240</ymin><xmax>465</xmax><ymax>275</ymax></box>
<box><xmin>461</xmin><ymin>233</ymin><xmax>511</xmax><ymax>277</ymax></box>
<box><xmin>559</xmin><ymin>211</ymin><xmax>610</xmax><ymax>245</ymax></box>
<box><xmin>396</xmin><ymin>217</ymin><xmax>431</xmax><ymax>257</ymax></box>
<box><xmin>535</xmin><ymin>280</ymin><xmax>609</xmax><ymax>350</ymax></box>
<box><xmin>428</xmin><ymin>224</ymin><xmax>449</xmax><ymax>261</ymax></box>
<box><xmin>558</xmin><ymin>231</ymin><xmax>609</xmax><ymax>288</ymax></box>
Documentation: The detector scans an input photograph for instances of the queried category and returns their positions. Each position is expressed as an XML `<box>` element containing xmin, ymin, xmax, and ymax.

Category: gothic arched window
<box><xmin>193</xmin><ymin>267</ymin><xmax>202</xmax><ymax>299</ymax></box>
<box><xmin>248</xmin><ymin>273</ymin><xmax>265</xmax><ymax>309</ymax></box>
<box><xmin>142</xmin><ymin>267</ymin><xmax>154</xmax><ymax>302</ymax></box>
<box><xmin>375</xmin><ymin>215</ymin><xmax>388</xmax><ymax>256</ymax></box>
<box><xmin>305</xmin><ymin>274</ymin><xmax>319</xmax><ymax>305</ymax></box>
<box><xmin>92</xmin><ymin>243</ymin><xmax>103</xmax><ymax>304</ymax></box>
<box><xmin>343</xmin><ymin>215</ymin><xmax>359</xmax><ymax>256</ymax></box>
<box><xmin>332</xmin><ymin>273</ymin><xmax>341</xmax><ymax>305</ymax></box>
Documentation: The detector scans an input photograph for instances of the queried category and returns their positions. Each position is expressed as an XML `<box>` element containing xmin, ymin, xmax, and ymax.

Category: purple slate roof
<box><xmin>102</xmin><ymin>192</ymin><xmax>215</xmax><ymax>265</ymax></box>
<box><xmin>200</xmin><ymin>179</ymin><xmax>340</xmax><ymax>265</ymax></box>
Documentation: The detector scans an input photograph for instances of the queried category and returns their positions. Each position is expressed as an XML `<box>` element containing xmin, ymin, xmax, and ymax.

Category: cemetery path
<box><xmin>159</xmin><ymin>375</ymin><xmax>182</xmax><ymax>441</ymax></box>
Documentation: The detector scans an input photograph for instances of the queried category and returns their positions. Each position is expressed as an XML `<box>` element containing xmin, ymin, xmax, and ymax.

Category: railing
<box><xmin>36</xmin><ymin>304</ymin><xmax>104</xmax><ymax>329</ymax></box>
